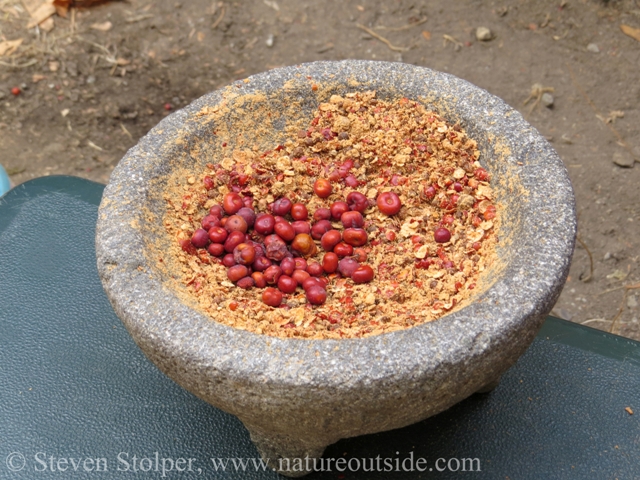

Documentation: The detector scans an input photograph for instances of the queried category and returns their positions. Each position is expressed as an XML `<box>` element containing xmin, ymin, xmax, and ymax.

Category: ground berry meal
<box><xmin>162</xmin><ymin>91</ymin><xmax>499</xmax><ymax>339</ymax></box>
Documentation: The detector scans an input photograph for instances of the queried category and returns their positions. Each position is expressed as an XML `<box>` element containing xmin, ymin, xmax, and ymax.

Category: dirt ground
<box><xmin>1</xmin><ymin>0</ymin><xmax>639</xmax><ymax>340</ymax></box>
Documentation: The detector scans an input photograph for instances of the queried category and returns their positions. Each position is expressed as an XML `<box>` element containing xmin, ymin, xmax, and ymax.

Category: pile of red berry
<box><xmin>182</xmin><ymin>180</ymin><xmax>402</xmax><ymax>308</ymax></box>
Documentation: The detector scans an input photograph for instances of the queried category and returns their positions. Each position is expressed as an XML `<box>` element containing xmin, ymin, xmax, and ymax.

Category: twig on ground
<box><xmin>523</xmin><ymin>83</ymin><xmax>554</xmax><ymax>115</ymax></box>
<box><xmin>375</xmin><ymin>17</ymin><xmax>427</xmax><ymax>31</ymax></box>
<box><xmin>212</xmin><ymin>5</ymin><xmax>226</xmax><ymax>30</ymax></box>
<box><xmin>609</xmin><ymin>289</ymin><xmax>628</xmax><ymax>334</ymax></box>
<box><xmin>120</xmin><ymin>123</ymin><xmax>133</xmax><ymax>140</ymax></box>
<box><xmin>356</xmin><ymin>23</ymin><xmax>410</xmax><ymax>52</ymax></box>
<box><xmin>442</xmin><ymin>34</ymin><xmax>463</xmax><ymax>51</ymax></box>
<box><xmin>576</xmin><ymin>235</ymin><xmax>593</xmax><ymax>282</ymax></box>
<box><xmin>0</xmin><ymin>58</ymin><xmax>37</xmax><ymax>68</ymax></box>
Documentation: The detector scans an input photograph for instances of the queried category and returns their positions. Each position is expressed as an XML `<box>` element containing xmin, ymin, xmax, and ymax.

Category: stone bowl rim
<box><xmin>96</xmin><ymin>59</ymin><xmax>576</xmax><ymax>388</ymax></box>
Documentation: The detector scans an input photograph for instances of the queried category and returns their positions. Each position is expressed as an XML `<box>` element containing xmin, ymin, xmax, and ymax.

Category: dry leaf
<box><xmin>620</xmin><ymin>24</ymin><xmax>640</xmax><ymax>42</ymax></box>
<box><xmin>23</xmin><ymin>0</ymin><xmax>56</xmax><ymax>28</ymax></box>
<box><xmin>115</xmin><ymin>57</ymin><xmax>130</xmax><ymax>66</ymax></box>
<box><xmin>32</xmin><ymin>74</ymin><xmax>46</xmax><ymax>82</ymax></box>
<box><xmin>48</xmin><ymin>61</ymin><xmax>59</xmax><ymax>71</ymax></box>
<box><xmin>422</xmin><ymin>30</ymin><xmax>431</xmax><ymax>40</ymax></box>
<box><xmin>91</xmin><ymin>21</ymin><xmax>113</xmax><ymax>31</ymax></box>
<box><xmin>0</xmin><ymin>39</ymin><xmax>23</xmax><ymax>57</ymax></box>
<box><xmin>197</xmin><ymin>31</ymin><xmax>205</xmax><ymax>42</ymax></box>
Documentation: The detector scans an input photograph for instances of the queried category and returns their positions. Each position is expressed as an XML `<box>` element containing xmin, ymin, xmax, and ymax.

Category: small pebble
<box><xmin>586</xmin><ymin>43</ymin><xmax>600</xmax><ymax>53</ymax></box>
<box><xmin>627</xmin><ymin>295</ymin><xmax>638</xmax><ymax>309</ymax></box>
<box><xmin>476</xmin><ymin>27</ymin><xmax>493</xmax><ymax>41</ymax></box>
<box><xmin>86</xmin><ymin>75</ymin><xmax>96</xmax><ymax>84</ymax></box>
<box><xmin>266</xmin><ymin>34</ymin><xmax>275</xmax><ymax>47</ymax></box>
<box><xmin>541</xmin><ymin>93</ymin><xmax>554</xmax><ymax>108</ymax></box>
<box><xmin>612</xmin><ymin>150</ymin><xmax>635</xmax><ymax>168</ymax></box>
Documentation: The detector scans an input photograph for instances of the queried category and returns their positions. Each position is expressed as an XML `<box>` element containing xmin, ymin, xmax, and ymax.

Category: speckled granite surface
<box><xmin>96</xmin><ymin>61</ymin><xmax>576</xmax><ymax>477</ymax></box>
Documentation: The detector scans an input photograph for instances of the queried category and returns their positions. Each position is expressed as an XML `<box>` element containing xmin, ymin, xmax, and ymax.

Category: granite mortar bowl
<box><xmin>96</xmin><ymin>60</ymin><xmax>576</xmax><ymax>477</ymax></box>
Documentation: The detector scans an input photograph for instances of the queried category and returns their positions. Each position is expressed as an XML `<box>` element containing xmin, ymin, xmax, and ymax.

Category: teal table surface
<box><xmin>1</xmin><ymin>176</ymin><xmax>639</xmax><ymax>479</ymax></box>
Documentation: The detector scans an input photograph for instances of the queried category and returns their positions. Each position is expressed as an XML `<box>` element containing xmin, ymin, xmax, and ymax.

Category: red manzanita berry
<box><xmin>291</xmin><ymin>233</ymin><xmax>317</xmax><ymax>257</ymax></box>
<box><xmin>344</xmin><ymin>174</ymin><xmax>359</xmax><ymax>188</ymax></box>
<box><xmin>236</xmin><ymin>207</ymin><xmax>256</xmax><ymax>227</ymax></box>
<box><xmin>424</xmin><ymin>185</ymin><xmax>436</xmax><ymax>200</ymax></box>
<box><xmin>203</xmin><ymin>176</ymin><xmax>215</xmax><ymax>190</ymax></box>
<box><xmin>208</xmin><ymin>243</ymin><xmax>225</xmax><ymax>257</ymax></box>
<box><xmin>346</xmin><ymin>191</ymin><xmax>368</xmax><ymax>213</ymax></box>
<box><xmin>242</xmin><ymin>196</ymin><xmax>253</xmax><ymax>208</ymax></box>
<box><xmin>328</xmin><ymin>169</ymin><xmax>341</xmax><ymax>182</ymax></box>
<box><xmin>277</xmin><ymin>275</ymin><xmax>297</xmax><ymax>294</ymax></box>
<box><xmin>339</xmin><ymin>159</ymin><xmax>353</xmax><ymax>177</ymax></box>
<box><xmin>474</xmin><ymin>168</ymin><xmax>489</xmax><ymax>181</ymax></box>
<box><xmin>434</xmin><ymin>227</ymin><xmax>452</xmax><ymax>243</ymax></box>
<box><xmin>343</xmin><ymin>228</ymin><xmax>368</xmax><ymax>247</ymax></box>
<box><xmin>209</xmin><ymin>205</ymin><xmax>224</xmax><ymax>218</ymax></box>
<box><xmin>262</xmin><ymin>287</ymin><xmax>283</xmax><ymax>307</ymax></box>
<box><xmin>164</xmin><ymin>103</ymin><xmax>172</xmax><ymax>111</ymax></box>
<box><xmin>264</xmin><ymin>235</ymin><xmax>288</xmax><ymax>261</ymax></box>
<box><xmin>376</xmin><ymin>191</ymin><xmax>402</xmax><ymax>216</ymax></box>
<box><xmin>294</xmin><ymin>257</ymin><xmax>308</xmax><ymax>271</ymax></box>
<box><xmin>252</xmin><ymin>256</ymin><xmax>272</xmax><ymax>272</ymax></box>
<box><xmin>322</xmin><ymin>252</ymin><xmax>339</xmax><ymax>273</ymax></box>
<box><xmin>341</xmin><ymin>211</ymin><xmax>364</xmax><ymax>228</ymax></box>
<box><xmin>442</xmin><ymin>215</ymin><xmax>455</xmax><ymax>225</ymax></box>
<box><xmin>223</xmin><ymin>192</ymin><xmax>244</xmax><ymax>215</ymax></box>
<box><xmin>225</xmin><ymin>215</ymin><xmax>248</xmax><ymax>233</ymax></box>
<box><xmin>290</xmin><ymin>203</ymin><xmax>309</xmax><ymax>221</ymax></box>
<box><xmin>320</xmin><ymin>230</ymin><xmax>342</xmax><ymax>252</ymax></box>
<box><xmin>305</xmin><ymin>286</ymin><xmax>327</xmax><ymax>305</ymax></box>
<box><xmin>224</xmin><ymin>230</ymin><xmax>246</xmax><ymax>253</ymax></box>
<box><xmin>263</xmin><ymin>265</ymin><xmax>283</xmax><ymax>284</ymax></box>
<box><xmin>252</xmin><ymin>272</ymin><xmax>267</xmax><ymax>288</ymax></box>
<box><xmin>330</xmin><ymin>201</ymin><xmax>349</xmax><ymax>220</ymax></box>
<box><xmin>202</xmin><ymin>214</ymin><xmax>221</xmax><ymax>231</ymax></box>
<box><xmin>453</xmin><ymin>182</ymin><xmax>463</xmax><ymax>192</ymax></box>
<box><xmin>227</xmin><ymin>265</ymin><xmax>249</xmax><ymax>282</ymax></box>
<box><xmin>254</xmin><ymin>213</ymin><xmax>276</xmax><ymax>235</ymax></box>
<box><xmin>233</xmin><ymin>243</ymin><xmax>256</xmax><ymax>265</ymax></box>
<box><xmin>291</xmin><ymin>221</ymin><xmax>311</xmax><ymax>235</ymax></box>
<box><xmin>272</xmin><ymin>197</ymin><xmax>292</xmax><ymax>216</ymax></box>
<box><xmin>313</xmin><ymin>208</ymin><xmax>332</xmax><ymax>221</ymax></box>
<box><xmin>280</xmin><ymin>257</ymin><xmax>296</xmax><ymax>276</ymax></box>
<box><xmin>274</xmin><ymin>221</ymin><xmax>296</xmax><ymax>242</ymax></box>
<box><xmin>306</xmin><ymin>261</ymin><xmax>323</xmax><ymax>277</ymax></box>
<box><xmin>352</xmin><ymin>265</ymin><xmax>375</xmax><ymax>284</ymax></box>
<box><xmin>236</xmin><ymin>277</ymin><xmax>255</xmax><ymax>289</ymax></box>
<box><xmin>222</xmin><ymin>253</ymin><xmax>236</xmax><ymax>267</ymax></box>
<box><xmin>191</xmin><ymin>229</ymin><xmax>210</xmax><ymax>248</ymax></box>
<box><xmin>338</xmin><ymin>257</ymin><xmax>359</xmax><ymax>278</ymax></box>
<box><xmin>11</xmin><ymin>87</ymin><xmax>21</xmax><ymax>96</ymax></box>
<box><xmin>311</xmin><ymin>220</ymin><xmax>333</xmax><ymax>240</ymax></box>
<box><xmin>334</xmin><ymin>242</ymin><xmax>354</xmax><ymax>258</ymax></box>
<box><xmin>292</xmin><ymin>269</ymin><xmax>311</xmax><ymax>285</ymax></box>
<box><xmin>353</xmin><ymin>248</ymin><xmax>367</xmax><ymax>263</ymax></box>
<box><xmin>313</xmin><ymin>179</ymin><xmax>332</xmax><ymax>198</ymax></box>
<box><xmin>484</xmin><ymin>204</ymin><xmax>497</xmax><ymax>220</ymax></box>
<box><xmin>302</xmin><ymin>277</ymin><xmax>325</xmax><ymax>291</ymax></box>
